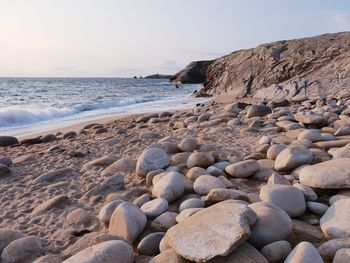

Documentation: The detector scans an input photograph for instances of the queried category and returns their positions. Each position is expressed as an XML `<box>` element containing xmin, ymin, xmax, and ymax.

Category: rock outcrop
<box><xmin>195</xmin><ymin>32</ymin><xmax>350</xmax><ymax>99</ymax></box>
<box><xmin>171</xmin><ymin>60</ymin><xmax>213</xmax><ymax>84</ymax></box>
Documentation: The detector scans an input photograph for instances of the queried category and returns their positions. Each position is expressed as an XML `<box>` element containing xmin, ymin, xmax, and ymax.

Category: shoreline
<box><xmin>1</xmin><ymin>96</ymin><xmax>210</xmax><ymax>139</ymax></box>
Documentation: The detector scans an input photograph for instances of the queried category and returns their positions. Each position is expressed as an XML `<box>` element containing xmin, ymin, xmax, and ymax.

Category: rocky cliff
<box><xmin>195</xmin><ymin>32</ymin><xmax>350</xmax><ymax>99</ymax></box>
<box><xmin>170</xmin><ymin>60</ymin><xmax>213</xmax><ymax>84</ymax></box>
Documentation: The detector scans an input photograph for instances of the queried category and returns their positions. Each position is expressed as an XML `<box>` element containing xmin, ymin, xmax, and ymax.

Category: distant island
<box><xmin>144</xmin><ymin>74</ymin><xmax>172</xmax><ymax>80</ymax></box>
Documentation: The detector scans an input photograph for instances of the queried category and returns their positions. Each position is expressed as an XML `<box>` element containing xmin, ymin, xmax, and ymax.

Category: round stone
<box><xmin>140</xmin><ymin>198</ymin><xmax>169</xmax><ymax>219</ymax></box>
<box><xmin>137</xmin><ymin>232</ymin><xmax>165</xmax><ymax>256</ymax></box>
<box><xmin>179</xmin><ymin>198</ymin><xmax>205</xmax><ymax>212</ymax></box>
<box><xmin>248</xmin><ymin>202</ymin><xmax>293</xmax><ymax>248</ymax></box>
<box><xmin>187</xmin><ymin>152</ymin><xmax>215</xmax><ymax>169</ymax></box>
<box><xmin>178</xmin><ymin>138</ymin><xmax>198</xmax><ymax>152</ymax></box>
<box><xmin>193</xmin><ymin>175</ymin><xmax>226</xmax><ymax>195</ymax></box>
<box><xmin>260</xmin><ymin>184</ymin><xmax>306</xmax><ymax>217</ymax></box>
<box><xmin>136</xmin><ymin>148</ymin><xmax>170</xmax><ymax>177</ymax></box>
<box><xmin>260</xmin><ymin>240</ymin><xmax>292</xmax><ymax>263</ymax></box>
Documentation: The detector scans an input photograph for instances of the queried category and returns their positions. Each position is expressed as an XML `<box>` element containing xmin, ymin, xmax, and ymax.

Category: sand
<box><xmin>0</xmin><ymin>97</ymin><xmax>265</xmax><ymax>258</ymax></box>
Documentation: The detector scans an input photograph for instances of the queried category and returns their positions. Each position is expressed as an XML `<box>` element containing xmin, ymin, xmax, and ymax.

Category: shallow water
<box><xmin>0</xmin><ymin>77</ymin><xmax>205</xmax><ymax>133</ymax></box>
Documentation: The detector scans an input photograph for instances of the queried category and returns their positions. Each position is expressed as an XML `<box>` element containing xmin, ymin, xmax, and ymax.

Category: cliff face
<box><xmin>197</xmin><ymin>32</ymin><xmax>350</xmax><ymax>99</ymax></box>
<box><xmin>170</xmin><ymin>60</ymin><xmax>213</xmax><ymax>84</ymax></box>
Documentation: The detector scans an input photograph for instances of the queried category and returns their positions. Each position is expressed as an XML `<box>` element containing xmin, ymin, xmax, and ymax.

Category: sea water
<box><xmin>0</xmin><ymin>78</ymin><xmax>207</xmax><ymax>135</ymax></box>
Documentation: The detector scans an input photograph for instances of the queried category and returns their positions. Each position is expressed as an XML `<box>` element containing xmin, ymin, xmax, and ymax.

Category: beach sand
<box><xmin>0</xmin><ymin>97</ymin><xmax>264</xmax><ymax>258</ymax></box>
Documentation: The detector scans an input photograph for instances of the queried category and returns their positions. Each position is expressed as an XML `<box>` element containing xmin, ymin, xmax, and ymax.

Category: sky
<box><xmin>0</xmin><ymin>0</ymin><xmax>350</xmax><ymax>77</ymax></box>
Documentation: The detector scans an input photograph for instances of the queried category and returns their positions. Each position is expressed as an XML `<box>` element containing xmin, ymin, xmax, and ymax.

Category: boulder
<box><xmin>274</xmin><ymin>145</ymin><xmax>313</xmax><ymax>172</ymax></box>
<box><xmin>299</xmin><ymin>159</ymin><xmax>350</xmax><ymax>189</ymax></box>
<box><xmin>109</xmin><ymin>202</ymin><xmax>147</xmax><ymax>243</ymax></box>
<box><xmin>320</xmin><ymin>198</ymin><xmax>350</xmax><ymax>239</ymax></box>
<box><xmin>248</xmin><ymin>202</ymin><xmax>293</xmax><ymax>248</ymax></box>
<box><xmin>63</xmin><ymin>240</ymin><xmax>133</xmax><ymax>263</ymax></box>
<box><xmin>260</xmin><ymin>185</ymin><xmax>306</xmax><ymax>217</ymax></box>
<box><xmin>165</xmin><ymin>200</ymin><xmax>257</xmax><ymax>262</ymax></box>
<box><xmin>136</xmin><ymin>148</ymin><xmax>170</xmax><ymax>177</ymax></box>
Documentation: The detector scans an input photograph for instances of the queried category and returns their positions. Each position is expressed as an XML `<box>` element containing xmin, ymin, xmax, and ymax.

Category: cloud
<box><xmin>154</xmin><ymin>60</ymin><xmax>181</xmax><ymax>71</ymax></box>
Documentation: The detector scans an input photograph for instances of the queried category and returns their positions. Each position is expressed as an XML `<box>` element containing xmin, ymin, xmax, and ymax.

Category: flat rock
<box><xmin>136</xmin><ymin>148</ymin><xmax>170</xmax><ymax>177</ymax></box>
<box><xmin>101</xmin><ymin>157</ymin><xmax>136</xmax><ymax>176</ymax></box>
<box><xmin>109</xmin><ymin>202</ymin><xmax>147</xmax><ymax>243</ymax></box>
<box><xmin>320</xmin><ymin>198</ymin><xmax>350</xmax><ymax>239</ymax></box>
<box><xmin>274</xmin><ymin>145</ymin><xmax>313</xmax><ymax>172</ymax></box>
<box><xmin>32</xmin><ymin>194</ymin><xmax>70</xmax><ymax>216</ymax></box>
<box><xmin>63</xmin><ymin>240</ymin><xmax>133</xmax><ymax>263</ymax></box>
<box><xmin>179</xmin><ymin>198</ymin><xmax>205</xmax><ymax>212</ymax></box>
<box><xmin>34</xmin><ymin>167</ymin><xmax>76</xmax><ymax>183</ymax></box>
<box><xmin>225</xmin><ymin>160</ymin><xmax>260</xmax><ymax>178</ymax></box>
<box><xmin>165</xmin><ymin>200</ymin><xmax>257</xmax><ymax>262</ymax></box>
<box><xmin>299</xmin><ymin>158</ymin><xmax>350</xmax><ymax>189</ymax></box>
<box><xmin>248</xmin><ymin>202</ymin><xmax>293</xmax><ymax>248</ymax></box>
<box><xmin>203</xmin><ymin>188</ymin><xmax>249</xmax><ymax>203</ymax></box>
<box><xmin>140</xmin><ymin>198</ymin><xmax>169</xmax><ymax>219</ymax></box>
<box><xmin>260</xmin><ymin>184</ymin><xmax>306</xmax><ymax>217</ymax></box>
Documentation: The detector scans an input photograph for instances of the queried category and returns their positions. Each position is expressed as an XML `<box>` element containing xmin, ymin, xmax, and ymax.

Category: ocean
<box><xmin>0</xmin><ymin>78</ymin><xmax>207</xmax><ymax>135</ymax></box>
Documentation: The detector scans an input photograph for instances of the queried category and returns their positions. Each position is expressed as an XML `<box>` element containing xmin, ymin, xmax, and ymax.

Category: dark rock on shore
<box><xmin>171</xmin><ymin>60</ymin><xmax>213</xmax><ymax>84</ymax></box>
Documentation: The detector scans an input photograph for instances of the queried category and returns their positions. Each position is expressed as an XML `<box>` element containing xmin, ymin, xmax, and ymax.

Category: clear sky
<box><xmin>1</xmin><ymin>0</ymin><xmax>350</xmax><ymax>77</ymax></box>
